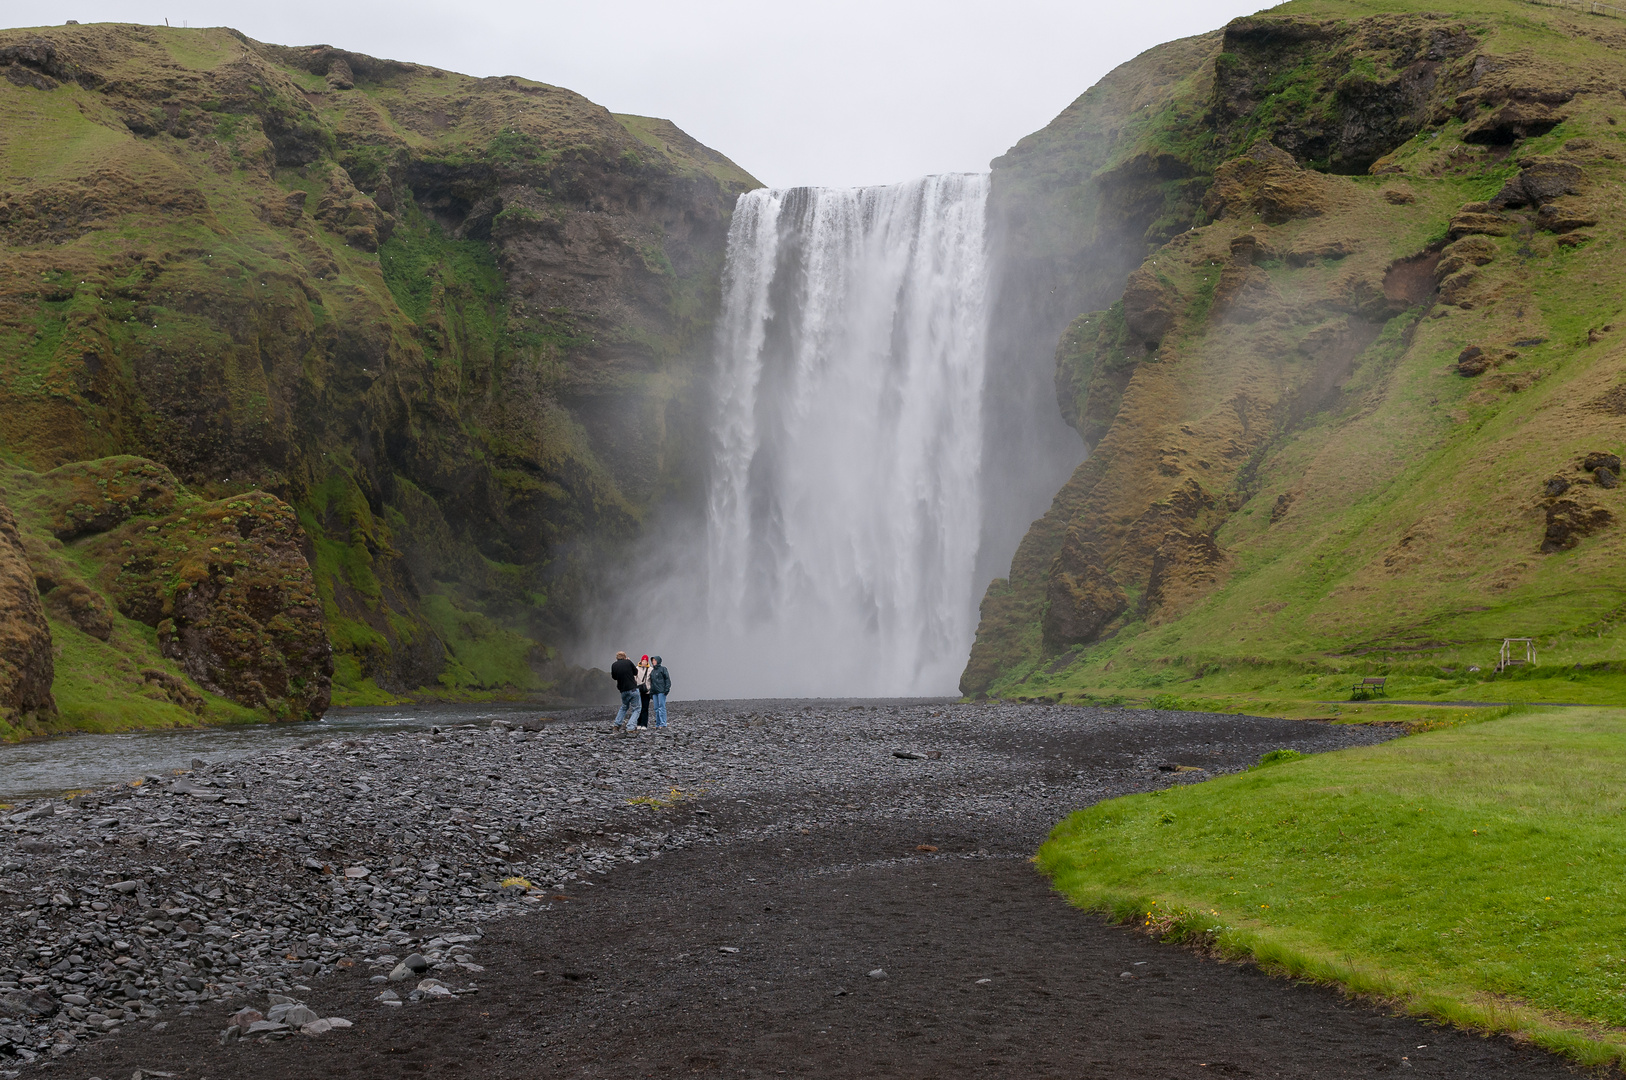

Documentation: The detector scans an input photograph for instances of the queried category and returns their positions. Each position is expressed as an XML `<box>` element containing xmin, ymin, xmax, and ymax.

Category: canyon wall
<box><xmin>0</xmin><ymin>23</ymin><xmax>756</xmax><ymax>731</ymax></box>
<box><xmin>967</xmin><ymin>0</ymin><xmax>1625</xmax><ymax>696</ymax></box>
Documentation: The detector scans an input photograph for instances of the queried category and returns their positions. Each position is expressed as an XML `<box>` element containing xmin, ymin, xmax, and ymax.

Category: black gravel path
<box><xmin>6</xmin><ymin>701</ymin><xmax>1579</xmax><ymax>1078</ymax></box>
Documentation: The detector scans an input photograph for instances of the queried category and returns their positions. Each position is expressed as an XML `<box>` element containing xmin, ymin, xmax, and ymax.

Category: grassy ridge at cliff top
<box><xmin>1040</xmin><ymin>707</ymin><xmax>1626</xmax><ymax>1067</ymax></box>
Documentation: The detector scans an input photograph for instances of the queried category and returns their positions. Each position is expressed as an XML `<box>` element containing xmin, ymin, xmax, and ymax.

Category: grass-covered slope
<box><xmin>966</xmin><ymin>0</ymin><xmax>1626</xmax><ymax>711</ymax></box>
<box><xmin>0</xmin><ymin>23</ymin><xmax>759</xmax><ymax>723</ymax></box>
<box><xmin>1039</xmin><ymin>708</ymin><xmax>1626</xmax><ymax>1066</ymax></box>
<box><xmin>0</xmin><ymin>457</ymin><xmax>316</xmax><ymax>740</ymax></box>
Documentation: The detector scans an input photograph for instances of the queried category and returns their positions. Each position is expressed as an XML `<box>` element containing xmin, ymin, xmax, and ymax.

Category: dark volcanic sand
<box><xmin>44</xmin><ymin>703</ymin><xmax>1573</xmax><ymax>1079</ymax></box>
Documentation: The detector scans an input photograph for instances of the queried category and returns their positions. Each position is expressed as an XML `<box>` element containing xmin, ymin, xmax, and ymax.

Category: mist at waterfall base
<box><xmin>594</xmin><ymin>173</ymin><xmax>1066</xmax><ymax>699</ymax></box>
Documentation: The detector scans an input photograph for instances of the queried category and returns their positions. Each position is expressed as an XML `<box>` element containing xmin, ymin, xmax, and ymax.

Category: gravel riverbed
<box><xmin>0</xmin><ymin>701</ymin><xmax>1574</xmax><ymax>1078</ymax></box>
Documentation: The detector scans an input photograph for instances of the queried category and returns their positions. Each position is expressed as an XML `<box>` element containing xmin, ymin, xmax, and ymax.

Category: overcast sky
<box><xmin>16</xmin><ymin>0</ymin><xmax>1272</xmax><ymax>188</ymax></box>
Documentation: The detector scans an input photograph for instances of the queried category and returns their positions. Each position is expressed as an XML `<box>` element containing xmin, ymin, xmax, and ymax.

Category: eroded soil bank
<box><xmin>3</xmin><ymin>701</ymin><xmax>1574</xmax><ymax>1078</ymax></box>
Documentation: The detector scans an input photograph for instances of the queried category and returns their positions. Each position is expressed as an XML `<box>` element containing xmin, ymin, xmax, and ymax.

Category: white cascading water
<box><xmin>675</xmin><ymin>173</ymin><xmax>990</xmax><ymax>698</ymax></box>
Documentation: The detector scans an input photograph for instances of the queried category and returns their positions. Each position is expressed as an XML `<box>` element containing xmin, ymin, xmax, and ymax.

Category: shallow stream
<box><xmin>0</xmin><ymin>703</ymin><xmax>585</xmax><ymax>802</ymax></box>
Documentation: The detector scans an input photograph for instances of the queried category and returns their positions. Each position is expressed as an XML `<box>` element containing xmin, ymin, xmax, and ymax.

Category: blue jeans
<box><xmin>613</xmin><ymin>689</ymin><xmax>642</xmax><ymax>729</ymax></box>
<box><xmin>652</xmin><ymin>693</ymin><xmax>668</xmax><ymax>728</ymax></box>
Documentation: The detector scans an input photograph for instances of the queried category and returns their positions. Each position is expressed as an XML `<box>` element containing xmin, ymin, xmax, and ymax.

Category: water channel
<box><xmin>0</xmin><ymin>704</ymin><xmax>589</xmax><ymax>802</ymax></box>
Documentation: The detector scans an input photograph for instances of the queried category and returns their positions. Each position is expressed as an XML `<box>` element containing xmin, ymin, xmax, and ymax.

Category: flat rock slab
<box><xmin>40</xmin><ymin>702</ymin><xmax>1577</xmax><ymax>1078</ymax></box>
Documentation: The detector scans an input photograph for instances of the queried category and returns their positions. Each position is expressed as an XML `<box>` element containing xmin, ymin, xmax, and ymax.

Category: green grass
<box><xmin>1039</xmin><ymin>708</ymin><xmax>1626</xmax><ymax>1066</ymax></box>
<box><xmin>46</xmin><ymin>616</ymin><xmax>262</xmax><ymax>735</ymax></box>
<box><xmin>418</xmin><ymin>591</ymin><xmax>541</xmax><ymax>692</ymax></box>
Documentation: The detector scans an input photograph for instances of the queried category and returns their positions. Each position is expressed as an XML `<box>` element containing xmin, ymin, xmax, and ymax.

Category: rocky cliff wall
<box><xmin>0</xmin><ymin>493</ymin><xmax>54</xmax><ymax>731</ymax></box>
<box><xmin>0</xmin><ymin>23</ymin><xmax>757</xmax><ymax>724</ymax></box>
<box><xmin>966</xmin><ymin>0</ymin><xmax>1626</xmax><ymax>696</ymax></box>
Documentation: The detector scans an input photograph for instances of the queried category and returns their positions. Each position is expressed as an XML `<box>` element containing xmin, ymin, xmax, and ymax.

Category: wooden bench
<box><xmin>1350</xmin><ymin>676</ymin><xmax>1386</xmax><ymax>700</ymax></box>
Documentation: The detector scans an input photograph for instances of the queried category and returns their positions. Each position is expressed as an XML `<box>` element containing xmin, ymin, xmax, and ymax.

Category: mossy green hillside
<box><xmin>0</xmin><ymin>23</ymin><xmax>759</xmax><ymax>711</ymax></box>
<box><xmin>967</xmin><ymin>0</ymin><xmax>1626</xmax><ymax>710</ymax></box>
<box><xmin>1039</xmin><ymin>707</ymin><xmax>1626</xmax><ymax>1066</ymax></box>
<box><xmin>0</xmin><ymin>455</ymin><xmax>327</xmax><ymax>739</ymax></box>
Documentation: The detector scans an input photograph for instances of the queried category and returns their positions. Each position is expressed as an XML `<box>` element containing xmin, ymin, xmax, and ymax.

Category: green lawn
<box><xmin>1038</xmin><ymin>708</ymin><xmax>1626</xmax><ymax>1067</ymax></box>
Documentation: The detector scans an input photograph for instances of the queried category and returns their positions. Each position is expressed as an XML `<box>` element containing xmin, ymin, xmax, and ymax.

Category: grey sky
<box><xmin>15</xmin><ymin>1</ymin><xmax>1271</xmax><ymax>188</ymax></box>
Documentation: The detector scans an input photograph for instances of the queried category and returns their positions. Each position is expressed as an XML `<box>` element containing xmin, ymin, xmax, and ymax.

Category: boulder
<box><xmin>0</xmin><ymin>495</ymin><xmax>53</xmax><ymax>721</ymax></box>
<box><xmin>1542</xmin><ymin>498</ymin><xmax>1614</xmax><ymax>554</ymax></box>
<box><xmin>0</xmin><ymin>988</ymin><xmax>57</xmax><ymax>1019</ymax></box>
<box><xmin>1455</xmin><ymin>345</ymin><xmax>1490</xmax><ymax>377</ymax></box>
<box><xmin>1490</xmin><ymin>161</ymin><xmax>1581</xmax><ymax>208</ymax></box>
<box><xmin>1583</xmin><ymin>452</ymin><xmax>1621</xmax><ymax>473</ymax></box>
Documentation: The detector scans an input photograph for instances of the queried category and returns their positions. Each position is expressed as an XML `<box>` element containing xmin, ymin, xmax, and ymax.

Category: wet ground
<box><xmin>0</xmin><ymin>703</ymin><xmax>579</xmax><ymax>801</ymax></box>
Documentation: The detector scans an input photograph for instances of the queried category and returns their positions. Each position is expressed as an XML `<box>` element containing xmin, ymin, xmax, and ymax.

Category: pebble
<box><xmin>0</xmin><ymin>700</ymin><xmax>1395</xmax><ymax>1066</ymax></box>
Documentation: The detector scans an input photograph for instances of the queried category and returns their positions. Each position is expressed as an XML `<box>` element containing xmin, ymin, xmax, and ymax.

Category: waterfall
<box><xmin>674</xmin><ymin>173</ymin><xmax>990</xmax><ymax>698</ymax></box>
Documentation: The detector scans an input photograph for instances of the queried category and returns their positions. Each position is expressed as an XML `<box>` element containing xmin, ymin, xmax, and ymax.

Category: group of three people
<box><xmin>610</xmin><ymin>651</ymin><xmax>670</xmax><ymax>734</ymax></box>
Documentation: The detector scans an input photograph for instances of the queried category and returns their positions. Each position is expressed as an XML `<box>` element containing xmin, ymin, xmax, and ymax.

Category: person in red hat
<box><xmin>635</xmin><ymin>655</ymin><xmax>654</xmax><ymax>730</ymax></box>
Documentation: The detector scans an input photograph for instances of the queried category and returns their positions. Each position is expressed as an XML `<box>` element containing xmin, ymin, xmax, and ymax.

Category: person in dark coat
<box><xmin>649</xmin><ymin>655</ymin><xmax>671</xmax><ymax>729</ymax></box>
<box><xmin>610</xmin><ymin>651</ymin><xmax>641</xmax><ymax>734</ymax></box>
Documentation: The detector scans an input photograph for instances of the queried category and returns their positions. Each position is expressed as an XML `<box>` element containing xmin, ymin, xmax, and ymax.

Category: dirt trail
<box><xmin>44</xmin><ymin>703</ymin><xmax>1571</xmax><ymax>1079</ymax></box>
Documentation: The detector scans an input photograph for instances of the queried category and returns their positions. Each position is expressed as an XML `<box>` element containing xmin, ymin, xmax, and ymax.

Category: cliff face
<box><xmin>966</xmin><ymin>0</ymin><xmax>1626</xmax><ymax>696</ymax></box>
<box><xmin>0</xmin><ymin>494</ymin><xmax>54</xmax><ymax>729</ymax></box>
<box><xmin>977</xmin><ymin>31</ymin><xmax>1222</xmax><ymax>588</ymax></box>
<box><xmin>0</xmin><ymin>23</ymin><xmax>757</xmax><ymax>725</ymax></box>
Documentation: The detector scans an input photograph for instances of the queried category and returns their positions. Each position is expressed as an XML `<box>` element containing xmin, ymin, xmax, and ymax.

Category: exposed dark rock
<box><xmin>1213</xmin><ymin>15</ymin><xmax>1477</xmax><ymax>174</ymax></box>
<box><xmin>0</xmin><ymin>495</ymin><xmax>54</xmax><ymax>723</ymax></box>
<box><xmin>1544</xmin><ymin>476</ymin><xmax>1570</xmax><ymax>498</ymax></box>
<box><xmin>1463</xmin><ymin>101</ymin><xmax>1566</xmax><ymax>145</ymax></box>
<box><xmin>1596</xmin><ymin>468</ymin><xmax>1619</xmax><ymax>490</ymax></box>
<box><xmin>1491</xmin><ymin>160</ymin><xmax>1582</xmax><ymax>208</ymax></box>
<box><xmin>1541</xmin><ymin>498</ymin><xmax>1613</xmax><ymax>553</ymax></box>
<box><xmin>1583</xmin><ymin>452</ymin><xmax>1621</xmax><ymax>472</ymax></box>
<box><xmin>1121</xmin><ymin>268</ymin><xmax>1177</xmax><ymax>345</ymax></box>
<box><xmin>1455</xmin><ymin>346</ymin><xmax>1490</xmax><ymax>377</ymax></box>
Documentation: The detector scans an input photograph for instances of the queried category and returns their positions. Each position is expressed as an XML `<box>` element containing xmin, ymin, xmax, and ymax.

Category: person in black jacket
<box><xmin>610</xmin><ymin>651</ymin><xmax>642</xmax><ymax>735</ymax></box>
